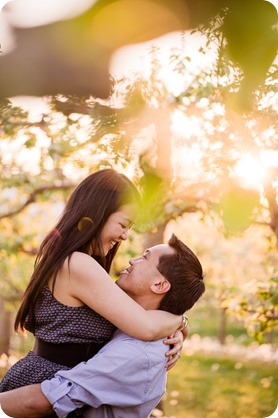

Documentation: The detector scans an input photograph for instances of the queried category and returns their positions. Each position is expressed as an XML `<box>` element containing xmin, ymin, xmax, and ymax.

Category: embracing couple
<box><xmin>0</xmin><ymin>169</ymin><xmax>205</xmax><ymax>417</ymax></box>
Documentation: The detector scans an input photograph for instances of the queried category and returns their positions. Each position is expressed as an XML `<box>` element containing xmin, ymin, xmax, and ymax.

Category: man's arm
<box><xmin>42</xmin><ymin>333</ymin><xmax>167</xmax><ymax>418</ymax></box>
<box><xmin>0</xmin><ymin>333</ymin><xmax>167</xmax><ymax>418</ymax></box>
<box><xmin>0</xmin><ymin>384</ymin><xmax>53</xmax><ymax>418</ymax></box>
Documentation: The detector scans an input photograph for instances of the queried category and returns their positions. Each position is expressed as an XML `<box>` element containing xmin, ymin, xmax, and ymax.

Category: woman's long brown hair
<box><xmin>15</xmin><ymin>169</ymin><xmax>141</xmax><ymax>332</ymax></box>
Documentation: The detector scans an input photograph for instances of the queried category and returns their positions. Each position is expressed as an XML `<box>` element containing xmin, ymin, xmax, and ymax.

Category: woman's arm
<box><xmin>65</xmin><ymin>252</ymin><xmax>183</xmax><ymax>341</ymax></box>
<box><xmin>0</xmin><ymin>385</ymin><xmax>52</xmax><ymax>418</ymax></box>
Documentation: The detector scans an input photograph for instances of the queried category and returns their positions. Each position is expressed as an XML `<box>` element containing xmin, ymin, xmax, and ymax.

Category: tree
<box><xmin>0</xmin><ymin>13</ymin><xmax>277</xmax><ymax>356</ymax></box>
<box><xmin>0</xmin><ymin>0</ymin><xmax>277</xmax><ymax>111</ymax></box>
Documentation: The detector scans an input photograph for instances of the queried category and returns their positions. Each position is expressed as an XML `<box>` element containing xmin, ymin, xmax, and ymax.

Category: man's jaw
<box><xmin>121</xmin><ymin>265</ymin><xmax>131</xmax><ymax>275</ymax></box>
<box><xmin>116</xmin><ymin>267</ymin><xmax>131</xmax><ymax>284</ymax></box>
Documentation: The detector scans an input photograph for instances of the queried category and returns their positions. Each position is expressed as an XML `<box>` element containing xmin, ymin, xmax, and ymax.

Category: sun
<box><xmin>233</xmin><ymin>154</ymin><xmax>268</xmax><ymax>189</ymax></box>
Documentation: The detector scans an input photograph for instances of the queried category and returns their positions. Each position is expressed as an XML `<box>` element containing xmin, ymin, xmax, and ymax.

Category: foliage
<box><xmin>225</xmin><ymin>275</ymin><xmax>278</xmax><ymax>341</ymax></box>
<box><xmin>0</xmin><ymin>13</ymin><xmax>277</xmax><ymax>348</ymax></box>
<box><xmin>166</xmin><ymin>212</ymin><xmax>278</xmax><ymax>342</ymax></box>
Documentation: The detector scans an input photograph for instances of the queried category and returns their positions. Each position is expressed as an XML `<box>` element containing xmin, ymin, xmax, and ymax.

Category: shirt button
<box><xmin>67</xmin><ymin>382</ymin><xmax>72</xmax><ymax>386</ymax></box>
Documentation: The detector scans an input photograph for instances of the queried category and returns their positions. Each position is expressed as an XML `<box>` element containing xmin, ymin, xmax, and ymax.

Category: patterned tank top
<box><xmin>24</xmin><ymin>284</ymin><xmax>116</xmax><ymax>343</ymax></box>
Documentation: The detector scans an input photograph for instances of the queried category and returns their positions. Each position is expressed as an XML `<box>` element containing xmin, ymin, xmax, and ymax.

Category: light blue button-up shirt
<box><xmin>41</xmin><ymin>329</ymin><xmax>168</xmax><ymax>418</ymax></box>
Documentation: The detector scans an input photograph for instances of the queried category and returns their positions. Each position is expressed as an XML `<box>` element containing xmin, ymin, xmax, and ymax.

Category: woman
<box><xmin>0</xmin><ymin>169</ymin><xmax>184</xmax><ymax>392</ymax></box>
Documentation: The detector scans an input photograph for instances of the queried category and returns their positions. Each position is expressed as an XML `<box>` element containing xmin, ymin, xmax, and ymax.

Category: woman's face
<box><xmin>99</xmin><ymin>204</ymin><xmax>137</xmax><ymax>256</ymax></box>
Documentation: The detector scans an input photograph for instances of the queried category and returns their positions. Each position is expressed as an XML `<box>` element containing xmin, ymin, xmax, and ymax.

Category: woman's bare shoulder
<box><xmin>70</xmin><ymin>251</ymin><xmax>92</xmax><ymax>262</ymax></box>
<box><xmin>67</xmin><ymin>252</ymin><xmax>101</xmax><ymax>274</ymax></box>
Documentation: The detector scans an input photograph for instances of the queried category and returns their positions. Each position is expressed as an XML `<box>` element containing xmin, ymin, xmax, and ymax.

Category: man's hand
<box><xmin>0</xmin><ymin>384</ymin><xmax>53</xmax><ymax>418</ymax></box>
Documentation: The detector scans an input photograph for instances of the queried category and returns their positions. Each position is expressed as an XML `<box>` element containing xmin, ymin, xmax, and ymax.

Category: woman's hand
<box><xmin>163</xmin><ymin>329</ymin><xmax>186</xmax><ymax>371</ymax></box>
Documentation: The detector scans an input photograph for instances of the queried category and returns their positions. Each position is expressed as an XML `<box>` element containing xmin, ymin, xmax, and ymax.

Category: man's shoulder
<box><xmin>112</xmin><ymin>329</ymin><xmax>164</xmax><ymax>345</ymax></box>
<box><xmin>110</xmin><ymin>330</ymin><xmax>168</xmax><ymax>358</ymax></box>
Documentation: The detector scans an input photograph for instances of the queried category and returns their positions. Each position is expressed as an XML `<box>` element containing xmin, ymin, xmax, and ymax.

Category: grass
<box><xmin>162</xmin><ymin>353</ymin><xmax>278</xmax><ymax>418</ymax></box>
<box><xmin>1</xmin><ymin>303</ymin><xmax>277</xmax><ymax>418</ymax></box>
<box><xmin>1</xmin><ymin>351</ymin><xmax>277</xmax><ymax>418</ymax></box>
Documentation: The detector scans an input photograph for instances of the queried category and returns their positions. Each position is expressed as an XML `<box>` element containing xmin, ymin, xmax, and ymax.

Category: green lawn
<box><xmin>162</xmin><ymin>353</ymin><xmax>278</xmax><ymax>418</ymax></box>
<box><xmin>1</xmin><ymin>353</ymin><xmax>277</xmax><ymax>418</ymax></box>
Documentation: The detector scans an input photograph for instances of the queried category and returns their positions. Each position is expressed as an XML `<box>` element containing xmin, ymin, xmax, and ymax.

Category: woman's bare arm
<box><xmin>65</xmin><ymin>252</ymin><xmax>182</xmax><ymax>341</ymax></box>
<box><xmin>0</xmin><ymin>385</ymin><xmax>52</xmax><ymax>418</ymax></box>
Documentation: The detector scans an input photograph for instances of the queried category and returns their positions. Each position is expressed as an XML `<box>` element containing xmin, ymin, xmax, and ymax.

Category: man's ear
<box><xmin>151</xmin><ymin>279</ymin><xmax>171</xmax><ymax>295</ymax></box>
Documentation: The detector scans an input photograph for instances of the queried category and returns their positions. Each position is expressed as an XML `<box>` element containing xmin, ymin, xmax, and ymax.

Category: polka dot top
<box><xmin>24</xmin><ymin>285</ymin><xmax>116</xmax><ymax>344</ymax></box>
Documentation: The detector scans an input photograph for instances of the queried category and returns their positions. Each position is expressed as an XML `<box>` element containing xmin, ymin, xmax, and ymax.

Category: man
<box><xmin>0</xmin><ymin>234</ymin><xmax>205</xmax><ymax>418</ymax></box>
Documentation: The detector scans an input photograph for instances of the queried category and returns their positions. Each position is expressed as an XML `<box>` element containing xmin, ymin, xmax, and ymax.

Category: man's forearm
<box><xmin>0</xmin><ymin>384</ymin><xmax>53</xmax><ymax>418</ymax></box>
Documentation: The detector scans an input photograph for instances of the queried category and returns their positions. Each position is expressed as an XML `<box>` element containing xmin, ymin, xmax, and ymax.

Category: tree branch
<box><xmin>0</xmin><ymin>183</ymin><xmax>75</xmax><ymax>220</ymax></box>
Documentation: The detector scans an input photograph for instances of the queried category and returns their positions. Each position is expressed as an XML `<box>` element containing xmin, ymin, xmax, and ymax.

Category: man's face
<box><xmin>116</xmin><ymin>244</ymin><xmax>175</xmax><ymax>299</ymax></box>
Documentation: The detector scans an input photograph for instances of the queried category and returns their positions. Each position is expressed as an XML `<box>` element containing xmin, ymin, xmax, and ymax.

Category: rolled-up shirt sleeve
<box><xmin>41</xmin><ymin>333</ymin><xmax>166</xmax><ymax>418</ymax></box>
<box><xmin>42</xmin><ymin>376</ymin><xmax>81</xmax><ymax>418</ymax></box>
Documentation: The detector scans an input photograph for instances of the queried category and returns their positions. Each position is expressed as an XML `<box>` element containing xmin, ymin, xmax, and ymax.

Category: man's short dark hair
<box><xmin>158</xmin><ymin>234</ymin><xmax>205</xmax><ymax>315</ymax></box>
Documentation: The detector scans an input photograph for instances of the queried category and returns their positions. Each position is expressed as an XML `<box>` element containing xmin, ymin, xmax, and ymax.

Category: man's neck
<box><xmin>128</xmin><ymin>294</ymin><xmax>160</xmax><ymax>311</ymax></box>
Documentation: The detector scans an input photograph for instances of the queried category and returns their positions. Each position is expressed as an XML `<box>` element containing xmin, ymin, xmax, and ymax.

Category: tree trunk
<box><xmin>266</xmin><ymin>329</ymin><xmax>274</xmax><ymax>345</ymax></box>
<box><xmin>143</xmin><ymin>224</ymin><xmax>166</xmax><ymax>248</ymax></box>
<box><xmin>218</xmin><ymin>306</ymin><xmax>227</xmax><ymax>345</ymax></box>
<box><xmin>0</xmin><ymin>296</ymin><xmax>12</xmax><ymax>355</ymax></box>
<box><xmin>155</xmin><ymin>106</ymin><xmax>172</xmax><ymax>182</ymax></box>
<box><xmin>266</xmin><ymin>180</ymin><xmax>278</xmax><ymax>248</ymax></box>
